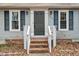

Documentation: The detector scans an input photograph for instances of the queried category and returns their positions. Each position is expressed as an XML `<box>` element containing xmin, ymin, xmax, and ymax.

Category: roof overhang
<box><xmin>0</xmin><ymin>3</ymin><xmax>79</xmax><ymax>10</ymax></box>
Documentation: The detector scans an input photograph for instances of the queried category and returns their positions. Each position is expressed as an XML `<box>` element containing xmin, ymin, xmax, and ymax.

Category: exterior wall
<box><xmin>49</xmin><ymin>10</ymin><xmax>79</xmax><ymax>40</ymax></box>
<box><xmin>0</xmin><ymin>10</ymin><xmax>30</xmax><ymax>42</ymax></box>
<box><xmin>25</xmin><ymin>11</ymin><xmax>30</xmax><ymax>25</ymax></box>
<box><xmin>0</xmin><ymin>9</ymin><xmax>79</xmax><ymax>44</ymax></box>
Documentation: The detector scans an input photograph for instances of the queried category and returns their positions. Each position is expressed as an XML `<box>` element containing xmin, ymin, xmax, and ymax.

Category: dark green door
<box><xmin>34</xmin><ymin>11</ymin><xmax>45</xmax><ymax>35</ymax></box>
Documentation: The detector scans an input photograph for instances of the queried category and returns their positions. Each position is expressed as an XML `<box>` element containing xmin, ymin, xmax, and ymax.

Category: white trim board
<box><xmin>58</xmin><ymin>10</ymin><xmax>69</xmax><ymax>31</ymax></box>
<box><xmin>9</xmin><ymin>10</ymin><xmax>20</xmax><ymax>31</ymax></box>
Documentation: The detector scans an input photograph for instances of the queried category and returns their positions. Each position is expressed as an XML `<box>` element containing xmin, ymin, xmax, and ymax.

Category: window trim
<box><xmin>58</xmin><ymin>10</ymin><xmax>69</xmax><ymax>31</ymax></box>
<box><xmin>9</xmin><ymin>10</ymin><xmax>20</xmax><ymax>31</ymax></box>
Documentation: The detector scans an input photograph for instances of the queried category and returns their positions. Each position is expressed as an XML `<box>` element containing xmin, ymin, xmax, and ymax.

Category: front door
<box><xmin>34</xmin><ymin>11</ymin><xmax>45</xmax><ymax>35</ymax></box>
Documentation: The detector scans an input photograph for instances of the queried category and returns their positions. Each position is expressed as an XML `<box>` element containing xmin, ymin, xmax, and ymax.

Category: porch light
<box><xmin>50</xmin><ymin>11</ymin><xmax>52</xmax><ymax>15</ymax></box>
<box><xmin>26</xmin><ymin>11</ymin><xmax>28</xmax><ymax>15</ymax></box>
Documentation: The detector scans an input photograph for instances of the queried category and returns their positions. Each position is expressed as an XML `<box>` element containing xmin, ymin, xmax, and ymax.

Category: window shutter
<box><xmin>20</xmin><ymin>11</ymin><xmax>25</xmax><ymax>31</ymax></box>
<box><xmin>4</xmin><ymin>11</ymin><xmax>9</xmax><ymax>31</ymax></box>
<box><xmin>69</xmin><ymin>11</ymin><xmax>73</xmax><ymax>30</ymax></box>
<box><xmin>54</xmin><ymin>11</ymin><xmax>58</xmax><ymax>30</ymax></box>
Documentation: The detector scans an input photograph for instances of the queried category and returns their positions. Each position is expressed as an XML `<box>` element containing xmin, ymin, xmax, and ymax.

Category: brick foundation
<box><xmin>6</xmin><ymin>39</ymin><xmax>24</xmax><ymax>49</ymax></box>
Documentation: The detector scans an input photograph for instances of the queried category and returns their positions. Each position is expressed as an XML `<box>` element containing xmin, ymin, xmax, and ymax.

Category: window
<box><xmin>59</xmin><ymin>10</ymin><xmax>69</xmax><ymax>31</ymax></box>
<box><xmin>10</xmin><ymin>10</ymin><xmax>20</xmax><ymax>31</ymax></box>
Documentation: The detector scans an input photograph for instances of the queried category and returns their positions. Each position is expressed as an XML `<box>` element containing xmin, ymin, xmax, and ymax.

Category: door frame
<box><xmin>30</xmin><ymin>8</ymin><xmax>48</xmax><ymax>36</ymax></box>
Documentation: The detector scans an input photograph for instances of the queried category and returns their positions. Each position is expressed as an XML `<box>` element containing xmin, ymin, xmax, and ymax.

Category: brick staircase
<box><xmin>30</xmin><ymin>37</ymin><xmax>49</xmax><ymax>53</ymax></box>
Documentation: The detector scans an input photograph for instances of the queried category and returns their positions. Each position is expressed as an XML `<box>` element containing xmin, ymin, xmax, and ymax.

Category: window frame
<box><xmin>58</xmin><ymin>10</ymin><xmax>69</xmax><ymax>31</ymax></box>
<box><xmin>9</xmin><ymin>10</ymin><xmax>20</xmax><ymax>31</ymax></box>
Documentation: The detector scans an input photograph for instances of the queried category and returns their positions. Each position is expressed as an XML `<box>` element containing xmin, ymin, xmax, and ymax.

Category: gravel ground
<box><xmin>0</xmin><ymin>39</ymin><xmax>79</xmax><ymax>56</ymax></box>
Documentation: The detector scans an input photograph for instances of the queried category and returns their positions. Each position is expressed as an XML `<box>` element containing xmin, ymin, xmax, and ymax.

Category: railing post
<box><xmin>27</xmin><ymin>25</ymin><xmax>30</xmax><ymax>54</ymax></box>
<box><xmin>53</xmin><ymin>26</ymin><xmax>56</xmax><ymax>48</ymax></box>
<box><xmin>48</xmin><ymin>25</ymin><xmax>56</xmax><ymax>53</ymax></box>
<box><xmin>48</xmin><ymin>26</ymin><xmax>52</xmax><ymax>53</ymax></box>
<box><xmin>27</xmin><ymin>35</ymin><xmax>30</xmax><ymax>54</ymax></box>
<box><xmin>24</xmin><ymin>25</ymin><xmax>27</xmax><ymax>49</ymax></box>
<box><xmin>23</xmin><ymin>25</ymin><xmax>30</xmax><ymax>54</ymax></box>
<box><xmin>48</xmin><ymin>35</ymin><xmax>51</xmax><ymax>53</ymax></box>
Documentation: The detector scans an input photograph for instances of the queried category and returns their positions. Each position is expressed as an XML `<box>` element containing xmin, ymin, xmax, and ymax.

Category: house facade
<box><xmin>0</xmin><ymin>4</ymin><xmax>79</xmax><ymax>52</ymax></box>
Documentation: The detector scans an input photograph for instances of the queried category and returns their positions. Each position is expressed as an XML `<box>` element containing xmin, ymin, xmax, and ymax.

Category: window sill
<box><xmin>59</xmin><ymin>29</ymin><xmax>68</xmax><ymax>31</ymax></box>
<box><xmin>10</xmin><ymin>29</ymin><xmax>20</xmax><ymax>31</ymax></box>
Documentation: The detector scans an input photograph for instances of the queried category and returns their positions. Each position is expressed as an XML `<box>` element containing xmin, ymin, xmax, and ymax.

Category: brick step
<box><xmin>30</xmin><ymin>43</ymin><xmax>48</xmax><ymax>46</ymax></box>
<box><xmin>31</xmin><ymin>41</ymin><xmax>48</xmax><ymax>44</ymax></box>
<box><xmin>31</xmin><ymin>39</ymin><xmax>48</xmax><ymax>41</ymax></box>
<box><xmin>31</xmin><ymin>39</ymin><xmax>48</xmax><ymax>43</ymax></box>
<box><xmin>31</xmin><ymin>37</ymin><xmax>48</xmax><ymax>39</ymax></box>
<box><xmin>30</xmin><ymin>43</ymin><xmax>48</xmax><ymax>48</ymax></box>
<box><xmin>30</xmin><ymin>48</ymin><xmax>49</xmax><ymax>53</ymax></box>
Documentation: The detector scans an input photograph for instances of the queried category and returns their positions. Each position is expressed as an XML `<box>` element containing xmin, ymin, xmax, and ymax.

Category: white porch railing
<box><xmin>48</xmin><ymin>26</ymin><xmax>52</xmax><ymax>53</ymax></box>
<box><xmin>48</xmin><ymin>25</ymin><xmax>56</xmax><ymax>53</ymax></box>
<box><xmin>24</xmin><ymin>25</ymin><xmax>30</xmax><ymax>54</ymax></box>
<box><xmin>52</xmin><ymin>26</ymin><xmax>56</xmax><ymax>48</ymax></box>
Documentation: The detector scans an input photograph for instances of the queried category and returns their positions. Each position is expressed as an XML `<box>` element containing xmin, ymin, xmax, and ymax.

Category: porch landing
<box><xmin>0</xmin><ymin>39</ymin><xmax>79</xmax><ymax>56</ymax></box>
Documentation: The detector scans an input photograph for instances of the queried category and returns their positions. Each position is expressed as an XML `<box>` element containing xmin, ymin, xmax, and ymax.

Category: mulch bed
<box><xmin>51</xmin><ymin>39</ymin><xmax>79</xmax><ymax>56</ymax></box>
<box><xmin>0</xmin><ymin>39</ymin><xmax>79</xmax><ymax>56</ymax></box>
<box><xmin>0</xmin><ymin>44</ymin><xmax>28</xmax><ymax>56</ymax></box>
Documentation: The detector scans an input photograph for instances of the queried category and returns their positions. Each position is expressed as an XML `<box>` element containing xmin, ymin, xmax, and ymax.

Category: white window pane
<box><xmin>12</xmin><ymin>12</ymin><xmax>18</xmax><ymax>21</ymax></box>
<box><xmin>60</xmin><ymin>12</ymin><xmax>67</xmax><ymax>29</ymax></box>
<box><xmin>11</xmin><ymin>11</ymin><xmax>19</xmax><ymax>30</ymax></box>
<box><xmin>60</xmin><ymin>21</ymin><xmax>66</xmax><ymax>29</ymax></box>
<box><xmin>12</xmin><ymin>21</ymin><xmax>19</xmax><ymax>29</ymax></box>
<box><xmin>60</xmin><ymin>12</ymin><xmax>66</xmax><ymax>21</ymax></box>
